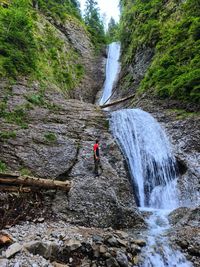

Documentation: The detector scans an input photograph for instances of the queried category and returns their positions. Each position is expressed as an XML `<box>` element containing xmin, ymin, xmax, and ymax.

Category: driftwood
<box><xmin>0</xmin><ymin>173</ymin><xmax>72</xmax><ymax>192</ymax></box>
<box><xmin>100</xmin><ymin>93</ymin><xmax>135</xmax><ymax>109</ymax></box>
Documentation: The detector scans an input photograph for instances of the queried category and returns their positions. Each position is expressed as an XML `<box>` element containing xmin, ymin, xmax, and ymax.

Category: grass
<box><xmin>44</xmin><ymin>132</ymin><xmax>57</xmax><ymax>143</ymax></box>
<box><xmin>0</xmin><ymin>131</ymin><xmax>16</xmax><ymax>140</ymax></box>
<box><xmin>0</xmin><ymin>161</ymin><xmax>7</xmax><ymax>172</ymax></box>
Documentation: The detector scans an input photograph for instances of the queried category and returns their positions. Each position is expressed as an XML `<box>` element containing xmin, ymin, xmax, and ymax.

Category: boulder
<box><xmin>5</xmin><ymin>243</ymin><xmax>22</xmax><ymax>258</ymax></box>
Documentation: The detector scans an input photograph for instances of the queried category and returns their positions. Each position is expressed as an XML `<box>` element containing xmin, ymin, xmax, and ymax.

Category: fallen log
<box><xmin>0</xmin><ymin>185</ymin><xmax>31</xmax><ymax>193</ymax></box>
<box><xmin>0</xmin><ymin>173</ymin><xmax>72</xmax><ymax>192</ymax></box>
<box><xmin>99</xmin><ymin>93</ymin><xmax>135</xmax><ymax>108</ymax></box>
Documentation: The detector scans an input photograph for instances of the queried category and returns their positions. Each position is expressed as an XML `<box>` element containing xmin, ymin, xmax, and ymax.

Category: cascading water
<box><xmin>99</xmin><ymin>42</ymin><xmax>121</xmax><ymax>105</ymax></box>
<box><xmin>110</xmin><ymin>109</ymin><xmax>192</xmax><ymax>267</ymax></box>
<box><xmin>100</xmin><ymin>42</ymin><xmax>192</xmax><ymax>266</ymax></box>
<box><xmin>110</xmin><ymin>109</ymin><xmax>179</xmax><ymax>209</ymax></box>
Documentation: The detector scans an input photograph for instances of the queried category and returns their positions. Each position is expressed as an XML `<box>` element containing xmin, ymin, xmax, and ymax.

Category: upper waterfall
<box><xmin>99</xmin><ymin>42</ymin><xmax>121</xmax><ymax>105</ymax></box>
<box><xmin>110</xmin><ymin>108</ymin><xmax>179</xmax><ymax>209</ymax></box>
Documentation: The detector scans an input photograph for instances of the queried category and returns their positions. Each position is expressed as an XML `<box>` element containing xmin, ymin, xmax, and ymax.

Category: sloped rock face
<box><xmin>51</xmin><ymin>17</ymin><xmax>105</xmax><ymax>103</ymax></box>
<box><xmin>168</xmin><ymin>207</ymin><xmax>200</xmax><ymax>267</ymax></box>
<box><xmin>0</xmin><ymin>83</ymin><xmax>145</xmax><ymax>229</ymax></box>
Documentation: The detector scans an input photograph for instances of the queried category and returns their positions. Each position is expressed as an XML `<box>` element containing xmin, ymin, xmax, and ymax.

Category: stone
<box><xmin>117</xmin><ymin>238</ymin><xmax>128</xmax><ymax>247</ymax></box>
<box><xmin>5</xmin><ymin>243</ymin><xmax>22</xmax><ymax>258</ymax></box>
<box><xmin>64</xmin><ymin>239</ymin><xmax>82</xmax><ymax>252</ymax></box>
<box><xmin>92</xmin><ymin>235</ymin><xmax>103</xmax><ymax>244</ymax></box>
<box><xmin>116</xmin><ymin>251</ymin><xmax>129</xmax><ymax>267</ymax></box>
<box><xmin>106</xmin><ymin>236</ymin><xmax>119</xmax><ymax>247</ymax></box>
<box><xmin>24</xmin><ymin>241</ymin><xmax>59</xmax><ymax>259</ymax></box>
<box><xmin>106</xmin><ymin>257</ymin><xmax>120</xmax><ymax>267</ymax></box>
<box><xmin>134</xmin><ymin>239</ymin><xmax>146</xmax><ymax>247</ymax></box>
<box><xmin>115</xmin><ymin>231</ymin><xmax>129</xmax><ymax>239</ymax></box>
<box><xmin>130</xmin><ymin>244</ymin><xmax>141</xmax><ymax>255</ymax></box>
<box><xmin>99</xmin><ymin>245</ymin><xmax>107</xmax><ymax>254</ymax></box>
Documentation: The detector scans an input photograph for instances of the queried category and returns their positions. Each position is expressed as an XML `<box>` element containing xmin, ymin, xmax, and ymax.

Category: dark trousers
<box><xmin>94</xmin><ymin>157</ymin><xmax>103</xmax><ymax>175</ymax></box>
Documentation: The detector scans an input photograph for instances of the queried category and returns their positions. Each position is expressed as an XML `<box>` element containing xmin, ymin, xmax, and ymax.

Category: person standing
<box><xmin>93</xmin><ymin>139</ymin><xmax>103</xmax><ymax>176</ymax></box>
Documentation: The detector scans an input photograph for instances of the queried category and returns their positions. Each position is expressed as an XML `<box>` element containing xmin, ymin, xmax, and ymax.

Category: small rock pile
<box><xmin>0</xmin><ymin>221</ymin><xmax>146</xmax><ymax>267</ymax></box>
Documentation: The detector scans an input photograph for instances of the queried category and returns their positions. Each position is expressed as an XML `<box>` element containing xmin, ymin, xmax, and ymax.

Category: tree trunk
<box><xmin>0</xmin><ymin>173</ymin><xmax>72</xmax><ymax>192</ymax></box>
<box><xmin>99</xmin><ymin>93</ymin><xmax>135</xmax><ymax>108</ymax></box>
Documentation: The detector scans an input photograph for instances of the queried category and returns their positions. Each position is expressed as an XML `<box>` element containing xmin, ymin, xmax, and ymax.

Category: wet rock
<box><xmin>116</xmin><ymin>251</ymin><xmax>129</xmax><ymax>267</ymax></box>
<box><xmin>5</xmin><ymin>243</ymin><xmax>22</xmax><ymax>258</ymax></box>
<box><xmin>106</xmin><ymin>257</ymin><xmax>120</xmax><ymax>267</ymax></box>
<box><xmin>133</xmin><ymin>239</ymin><xmax>146</xmax><ymax>247</ymax></box>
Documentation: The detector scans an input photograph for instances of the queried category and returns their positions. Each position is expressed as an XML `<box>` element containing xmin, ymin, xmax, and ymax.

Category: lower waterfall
<box><xmin>110</xmin><ymin>108</ymin><xmax>192</xmax><ymax>267</ymax></box>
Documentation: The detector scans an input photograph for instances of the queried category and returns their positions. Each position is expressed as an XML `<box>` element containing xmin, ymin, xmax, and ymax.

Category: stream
<box><xmin>101</xmin><ymin>42</ymin><xmax>193</xmax><ymax>267</ymax></box>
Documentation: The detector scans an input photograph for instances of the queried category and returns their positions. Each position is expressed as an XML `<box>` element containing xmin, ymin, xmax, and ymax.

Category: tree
<box><xmin>84</xmin><ymin>0</ymin><xmax>106</xmax><ymax>50</ymax></box>
<box><xmin>107</xmin><ymin>17</ymin><xmax>119</xmax><ymax>43</ymax></box>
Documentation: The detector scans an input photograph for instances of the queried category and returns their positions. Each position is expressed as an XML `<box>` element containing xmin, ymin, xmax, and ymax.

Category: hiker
<box><xmin>93</xmin><ymin>139</ymin><xmax>103</xmax><ymax>176</ymax></box>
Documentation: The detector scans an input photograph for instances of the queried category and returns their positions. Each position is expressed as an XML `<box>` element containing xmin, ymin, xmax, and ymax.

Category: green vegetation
<box><xmin>120</xmin><ymin>0</ymin><xmax>200</xmax><ymax>103</ymax></box>
<box><xmin>0</xmin><ymin>0</ymin><xmax>36</xmax><ymax>78</ymax></box>
<box><xmin>106</xmin><ymin>17</ymin><xmax>119</xmax><ymax>43</ymax></box>
<box><xmin>0</xmin><ymin>101</ymin><xmax>28</xmax><ymax>128</ymax></box>
<box><xmin>20</xmin><ymin>167</ymin><xmax>32</xmax><ymax>176</ymax></box>
<box><xmin>44</xmin><ymin>132</ymin><xmax>57</xmax><ymax>143</ymax></box>
<box><xmin>0</xmin><ymin>161</ymin><xmax>7</xmax><ymax>172</ymax></box>
<box><xmin>37</xmin><ymin>0</ymin><xmax>81</xmax><ymax>21</ymax></box>
<box><xmin>0</xmin><ymin>0</ymin><xmax>87</xmax><ymax>92</ymax></box>
<box><xmin>84</xmin><ymin>0</ymin><xmax>106</xmax><ymax>51</ymax></box>
<box><xmin>0</xmin><ymin>131</ymin><xmax>16</xmax><ymax>140</ymax></box>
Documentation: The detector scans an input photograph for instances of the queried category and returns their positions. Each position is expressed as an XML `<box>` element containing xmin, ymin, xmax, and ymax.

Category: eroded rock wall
<box><xmin>0</xmin><ymin>82</ymin><xmax>144</xmax><ymax>229</ymax></box>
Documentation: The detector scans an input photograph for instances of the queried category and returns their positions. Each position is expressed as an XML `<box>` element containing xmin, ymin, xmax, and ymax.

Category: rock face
<box><xmin>51</xmin><ymin>18</ymin><xmax>105</xmax><ymax>103</ymax></box>
<box><xmin>168</xmin><ymin>207</ymin><xmax>200</xmax><ymax>267</ymax></box>
<box><xmin>0</xmin><ymin>83</ymin><xmax>145</xmax><ymax>229</ymax></box>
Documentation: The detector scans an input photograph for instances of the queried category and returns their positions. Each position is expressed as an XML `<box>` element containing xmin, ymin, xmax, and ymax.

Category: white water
<box><xmin>110</xmin><ymin>109</ymin><xmax>192</xmax><ymax>266</ymax></box>
<box><xmin>99</xmin><ymin>42</ymin><xmax>121</xmax><ymax>105</ymax></box>
<box><xmin>101</xmin><ymin>42</ymin><xmax>192</xmax><ymax>267</ymax></box>
<box><xmin>110</xmin><ymin>109</ymin><xmax>179</xmax><ymax>208</ymax></box>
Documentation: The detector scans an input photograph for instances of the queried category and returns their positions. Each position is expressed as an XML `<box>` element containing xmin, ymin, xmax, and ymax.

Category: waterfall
<box><xmin>110</xmin><ymin>109</ymin><xmax>192</xmax><ymax>267</ymax></box>
<box><xmin>110</xmin><ymin>108</ymin><xmax>179</xmax><ymax>209</ymax></box>
<box><xmin>99</xmin><ymin>42</ymin><xmax>121</xmax><ymax>105</ymax></box>
<box><xmin>101</xmin><ymin>42</ymin><xmax>192</xmax><ymax>266</ymax></box>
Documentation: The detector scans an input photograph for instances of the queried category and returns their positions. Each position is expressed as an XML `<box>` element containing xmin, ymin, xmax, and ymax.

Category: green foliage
<box><xmin>20</xmin><ymin>167</ymin><xmax>32</xmax><ymax>176</ymax></box>
<box><xmin>0</xmin><ymin>131</ymin><xmax>16</xmax><ymax>140</ymax></box>
<box><xmin>34</xmin><ymin>19</ymin><xmax>84</xmax><ymax>92</ymax></box>
<box><xmin>106</xmin><ymin>17</ymin><xmax>119</xmax><ymax>43</ymax></box>
<box><xmin>0</xmin><ymin>101</ymin><xmax>28</xmax><ymax>127</ymax></box>
<box><xmin>84</xmin><ymin>0</ymin><xmax>106</xmax><ymax>51</ymax></box>
<box><xmin>0</xmin><ymin>161</ymin><xmax>7</xmax><ymax>172</ymax></box>
<box><xmin>37</xmin><ymin>0</ymin><xmax>81</xmax><ymax>21</ymax></box>
<box><xmin>120</xmin><ymin>0</ymin><xmax>200</xmax><ymax>103</ymax></box>
<box><xmin>44</xmin><ymin>132</ymin><xmax>57</xmax><ymax>143</ymax></box>
<box><xmin>0</xmin><ymin>0</ymin><xmax>36</xmax><ymax>78</ymax></box>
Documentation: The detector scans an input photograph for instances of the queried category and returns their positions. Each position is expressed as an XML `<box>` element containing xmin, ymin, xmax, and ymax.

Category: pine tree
<box><xmin>84</xmin><ymin>0</ymin><xmax>106</xmax><ymax>51</ymax></box>
<box><xmin>107</xmin><ymin>17</ymin><xmax>119</xmax><ymax>43</ymax></box>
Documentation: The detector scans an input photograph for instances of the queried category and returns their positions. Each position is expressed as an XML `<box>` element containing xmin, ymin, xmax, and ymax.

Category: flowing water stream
<box><xmin>101</xmin><ymin>42</ymin><xmax>193</xmax><ymax>266</ymax></box>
